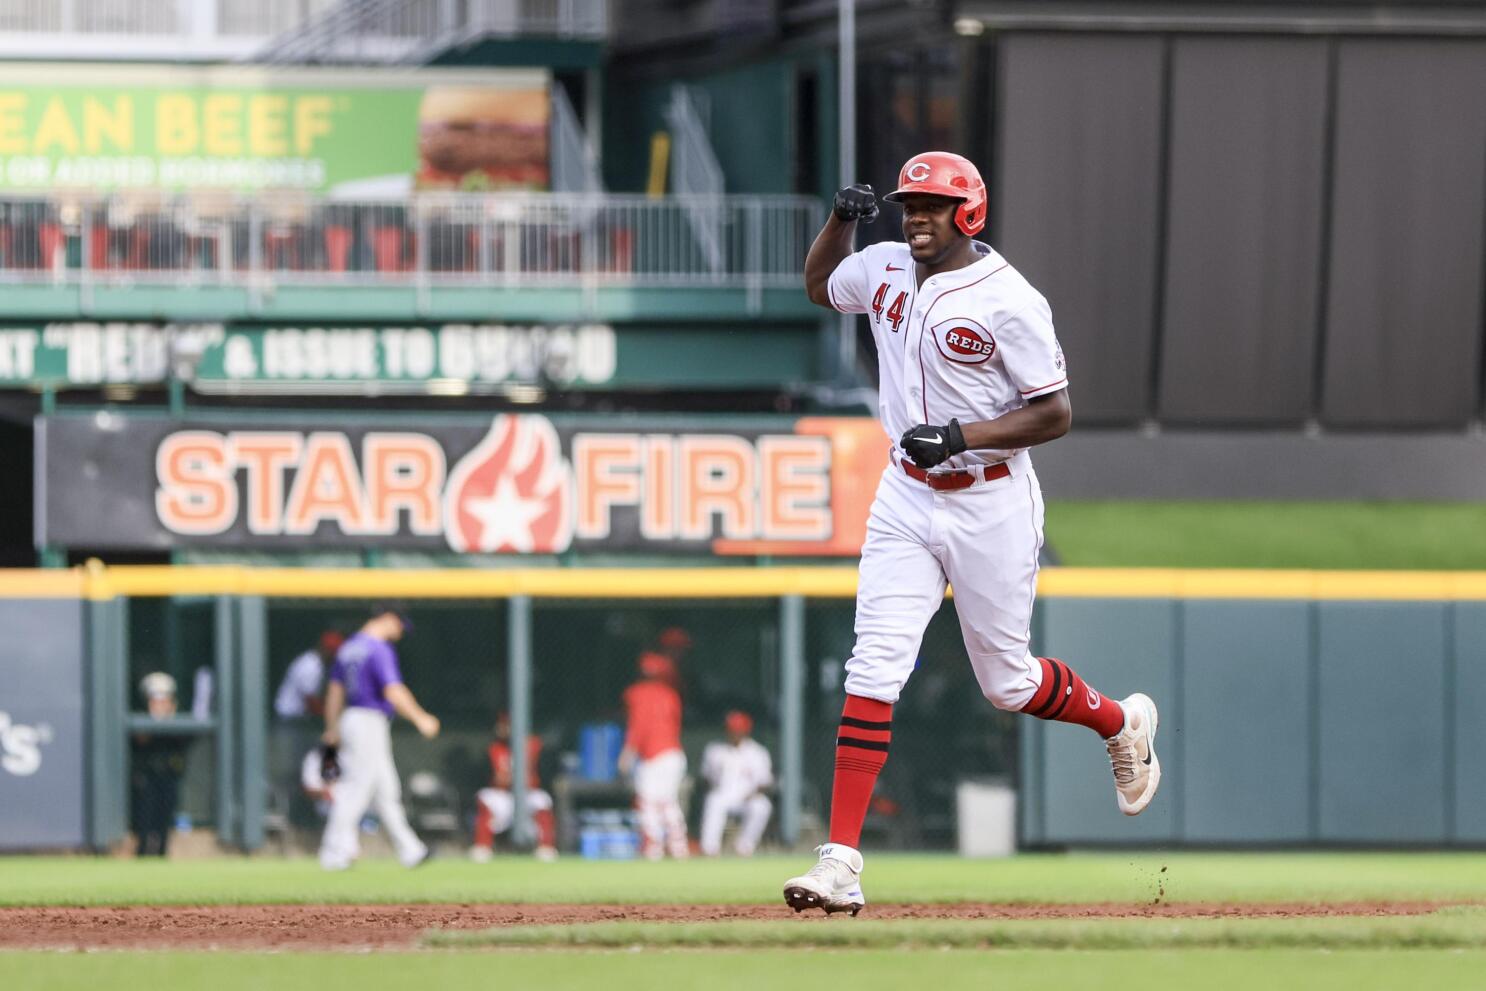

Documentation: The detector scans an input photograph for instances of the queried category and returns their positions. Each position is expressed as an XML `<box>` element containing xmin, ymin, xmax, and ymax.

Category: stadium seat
<box><xmin>324</xmin><ymin>225</ymin><xmax>353</xmax><ymax>273</ymax></box>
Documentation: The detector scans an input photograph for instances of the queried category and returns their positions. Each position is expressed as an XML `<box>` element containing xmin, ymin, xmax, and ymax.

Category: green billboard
<box><xmin>0</xmin><ymin>64</ymin><xmax>549</xmax><ymax>193</ymax></box>
<box><xmin>0</xmin><ymin>322</ymin><xmax>818</xmax><ymax>393</ymax></box>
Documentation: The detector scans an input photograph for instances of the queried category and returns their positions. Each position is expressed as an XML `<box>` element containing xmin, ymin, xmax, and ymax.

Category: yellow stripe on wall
<box><xmin>5</xmin><ymin>564</ymin><xmax>1486</xmax><ymax>602</ymax></box>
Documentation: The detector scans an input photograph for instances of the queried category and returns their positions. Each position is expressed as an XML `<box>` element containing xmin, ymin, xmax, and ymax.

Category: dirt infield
<box><xmin>0</xmin><ymin>901</ymin><xmax>1456</xmax><ymax>951</ymax></box>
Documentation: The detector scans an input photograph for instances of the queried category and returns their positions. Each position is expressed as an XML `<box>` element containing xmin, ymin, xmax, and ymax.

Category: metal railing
<box><xmin>254</xmin><ymin>0</ymin><xmax>607</xmax><ymax>65</ymax></box>
<box><xmin>0</xmin><ymin>0</ymin><xmax>358</xmax><ymax>36</ymax></box>
<box><xmin>550</xmin><ymin>85</ymin><xmax>604</xmax><ymax>193</ymax></box>
<box><xmin>664</xmin><ymin>86</ymin><xmax>727</xmax><ymax>274</ymax></box>
<box><xmin>0</xmin><ymin>0</ymin><xmax>603</xmax><ymax>61</ymax></box>
<box><xmin>0</xmin><ymin>191</ymin><xmax>820</xmax><ymax>291</ymax></box>
<box><xmin>0</xmin><ymin>0</ymin><xmax>342</xmax><ymax>59</ymax></box>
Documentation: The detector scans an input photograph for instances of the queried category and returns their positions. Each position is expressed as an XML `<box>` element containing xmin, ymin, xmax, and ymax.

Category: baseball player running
<box><xmin>699</xmin><ymin>710</ymin><xmax>773</xmax><ymax>856</ymax></box>
<box><xmin>318</xmin><ymin>605</ymin><xmax>440</xmax><ymax>871</ymax></box>
<box><xmin>783</xmin><ymin>152</ymin><xmax>1160</xmax><ymax>916</ymax></box>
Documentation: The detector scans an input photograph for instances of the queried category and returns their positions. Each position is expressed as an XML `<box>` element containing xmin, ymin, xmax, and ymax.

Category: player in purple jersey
<box><xmin>318</xmin><ymin>605</ymin><xmax>441</xmax><ymax>871</ymax></box>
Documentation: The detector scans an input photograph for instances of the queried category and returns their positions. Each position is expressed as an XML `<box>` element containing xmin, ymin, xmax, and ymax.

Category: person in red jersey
<box><xmin>470</xmin><ymin>711</ymin><xmax>557</xmax><ymax>862</ymax></box>
<box><xmin>619</xmin><ymin>652</ymin><xmax>688</xmax><ymax>860</ymax></box>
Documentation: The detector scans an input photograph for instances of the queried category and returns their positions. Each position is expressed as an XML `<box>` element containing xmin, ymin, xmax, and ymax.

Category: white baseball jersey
<box><xmin>700</xmin><ymin>739</ymin><xmax>773</xmax><ymax>803</ymax></box>
<box><xmin>274</xmin><ymin>651</ymin><xmax>324</xmax><ymax>718</ymax></box>
<box><xmin>825</xmin><ymin>237</ymin><xmax>1066</xmax><ymax>711</ymax></box>
<box><xmin>827</xmin><ymin>240</ymin><xmax>1067</xmax><ymax>467</ymax></box>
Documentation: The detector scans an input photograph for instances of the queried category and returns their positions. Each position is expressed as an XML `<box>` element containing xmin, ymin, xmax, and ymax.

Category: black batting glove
<box><xmin>900</xmin><ymin>419</ymin><xmax>967</xmax><ymax>470</ymax></box>
<box><xmin>833</xmin><ymin>183</ymin><xmax>878</xmax><ymax>224</ymax></box>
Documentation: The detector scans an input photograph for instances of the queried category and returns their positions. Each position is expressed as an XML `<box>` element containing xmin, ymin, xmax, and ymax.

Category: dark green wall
<box><xmin>604</xmin><ymin>54</ymin><xmax>837</xmax><ymax>197</ymax></box>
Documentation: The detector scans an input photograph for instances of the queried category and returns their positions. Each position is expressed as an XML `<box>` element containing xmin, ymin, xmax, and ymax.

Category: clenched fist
<box><xmin>833</xmin><ymin>183</ymin><xmax>878</xmax><ymax>224</ymax></box>
<box><xmin>900</xmin><ymin>419</ymin><xmax>967</xmax><ymax>469</ymax></box>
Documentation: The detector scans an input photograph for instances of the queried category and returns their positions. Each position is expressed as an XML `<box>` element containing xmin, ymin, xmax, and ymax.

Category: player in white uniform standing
<box><xmin>698</xmin><ymin>711</ymin><xmax>773</xmax><ymax>857</ymax></box>
<box><xmin>783</xmin><ymin>152</ymin><xmax>1161</xmax><ymax>916</ymax></box>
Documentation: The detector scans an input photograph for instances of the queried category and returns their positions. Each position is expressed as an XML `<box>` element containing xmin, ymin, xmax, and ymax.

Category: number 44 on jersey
<box><xmin>870</xmin><ymin>283</ymin><xmax>908</xmax><ymax>333</ymax></box>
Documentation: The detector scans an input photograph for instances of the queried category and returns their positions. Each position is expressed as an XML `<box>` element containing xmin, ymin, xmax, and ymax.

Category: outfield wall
<box><xmin>2</xmin><ymin>565</ymin><xmax>1484</xmax><ymax>851</ymax></box>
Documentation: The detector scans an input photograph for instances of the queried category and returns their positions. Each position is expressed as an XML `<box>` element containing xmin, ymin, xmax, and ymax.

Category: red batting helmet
<box><xmin>883</xmin><ymin>151</ymin><xmax>987</xmax><ymax>236</ymax></box>
<box><xmin>638</xmin><ymin>651</ymin><xmax>678</xmax><ymax>683</ymax></box>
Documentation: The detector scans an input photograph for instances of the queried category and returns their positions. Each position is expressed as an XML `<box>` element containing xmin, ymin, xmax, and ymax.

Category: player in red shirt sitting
<box><xmin>470</xmin><ymin>711</ymin><xmax>557</xmax><ymax>862</ymax></box>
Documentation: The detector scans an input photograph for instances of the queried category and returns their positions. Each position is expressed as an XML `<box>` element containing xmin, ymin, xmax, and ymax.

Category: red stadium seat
<box><xmin>324</xmin><ymin>225</ymin><xmax>352</xmax><ymax>272</ymax></box>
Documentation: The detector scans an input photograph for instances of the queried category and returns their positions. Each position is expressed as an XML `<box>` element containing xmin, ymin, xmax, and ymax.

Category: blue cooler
<box><xmin>577</xmin><ymin>809</ymin><xmax>639</xmax><ymax>860</ymax></box>
<box><xmin>579</xmin><ymin>722</ymin><xmax>624</xmax><ymax>781</ymax></box>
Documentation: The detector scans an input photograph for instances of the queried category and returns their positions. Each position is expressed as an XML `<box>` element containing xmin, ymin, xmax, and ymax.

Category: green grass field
<box><xmin>1045</xmin><ymin>501</ymin><xmax>1486</xmax><ymax>569</ymax></box>
<box><xmin>9</xmin><ymin>948</ymin><xmax>1486</xmax><ymax>991</ymax></box>
<box><xmin>6</xmin><ymin>852</ymin><xmax>1486</xmax><ymax>907</ymax></box>
<box><xmin>5</xmin><ymin>853</ymin><xmax>1486</xmax><ymax>990</ymax></box>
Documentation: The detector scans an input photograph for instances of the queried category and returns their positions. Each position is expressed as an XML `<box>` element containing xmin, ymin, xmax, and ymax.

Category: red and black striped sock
<box><xmin>828</xmin><ymin>694</ymin><xmax>893</xmax><ymax>848</ymax></box>
<box><xmin>1020</xmin><ymin>656</ymin><xmax>1125</xmax><ymax>738</ymax></box>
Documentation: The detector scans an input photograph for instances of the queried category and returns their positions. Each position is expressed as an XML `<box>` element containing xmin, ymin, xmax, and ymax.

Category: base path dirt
<box><xmin>0</xmin><ymin>901</ymin><xmax>1456</xmax><ymax>951</ymax></box>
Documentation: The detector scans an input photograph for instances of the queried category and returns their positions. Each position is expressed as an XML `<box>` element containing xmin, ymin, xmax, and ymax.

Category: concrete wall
<box><xmin>0</xmin><ymin>599</ymin><xmax>87</xmax><ymax>849</ymax></box>
<box><xmin>1031</xmin><ymin>429</ymin><xmax>1486</xmax><ymax>501</ymax></box>
<box><xmin>1020</xmin><ymin>597</ymin><xmax>1486</xmax><ymax>846</ymax></box>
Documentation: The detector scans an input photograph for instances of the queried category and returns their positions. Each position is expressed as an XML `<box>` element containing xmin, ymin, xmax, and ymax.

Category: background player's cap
<box><xmin>658</xmin><ymin>626</ymin><xmax>693</xmax><ymax>650</ymax></box>
<box><xmin>725</xmin><ymin>710</ymin><xmax>753</xmax><ymax>736</ymax></box>
<box><xmin>139</xmin><ymin>671</ymin><xmax>177</xmax><ymax>700</ymax></box>
<box><xmin>319</xmin><ymin>630</ymin><xmax>345</xmax><ymax>654</ymax></box>
<box><xmin>882</xmin><ymin>151</ymin><xmax>988</xmax><ymax>236</ymax></box>
<box><xmin>638</xmin><ymin>651</ymin><xmax>678</xmax><ymax>682</ymax></box>
<box><xmin>369</xmin><ymin>602</ymin><xmax>414</xmax><ymax>632</ymax></box>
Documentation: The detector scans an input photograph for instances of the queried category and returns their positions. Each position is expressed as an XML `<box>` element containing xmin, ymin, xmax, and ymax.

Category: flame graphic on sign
<box><xmin>443</xmin><ymin>416</ymin><xmax>573</xmax><ymax>554</ymax></box>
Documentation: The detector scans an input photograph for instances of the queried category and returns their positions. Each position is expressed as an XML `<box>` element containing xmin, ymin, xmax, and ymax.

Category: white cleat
<box><xmin>468</xmin><ymin>845</ymin><xmax>493</xmax><ymax>864</ymax></box>
<box><xmin>783</xmin><ymin>843</ymin><xmax>866</xmax><ymax>916</ymax></box>
<box><xmin>1106</xmin><ymin>693</ymin><xmax>1161</xmax><ymax>816</ymax></box>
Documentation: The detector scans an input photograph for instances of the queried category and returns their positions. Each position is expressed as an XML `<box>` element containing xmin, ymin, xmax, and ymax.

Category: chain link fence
<box><xmin>112</xmin><ymin>576</ymin><xmax>1021</xmax><ymax>858</ymax></box>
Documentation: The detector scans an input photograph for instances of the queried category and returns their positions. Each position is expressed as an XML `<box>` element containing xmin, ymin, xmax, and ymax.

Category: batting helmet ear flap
<box><xmin>956</xmin><ymin>198</ymin><xmax>986</xmax><ymax>238</ymax></box>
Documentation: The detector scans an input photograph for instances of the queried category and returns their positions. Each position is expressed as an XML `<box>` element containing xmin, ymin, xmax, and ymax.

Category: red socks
<box><xmin>534</xmin><ymin>808</ymin><xmax>556</xmax><ymax>849</ymax></box>
<box><xmin>472</xmin><ymin>801</ymin><xmax>557</xmax><ymax>850</ymax></box>
<box><xmin>829</xmin><ymin>695</ymin><xmax>893</xmax><ymax>848</ymax></box>
<box><xmin>1021</xmin><ymin>656</ymin><xmax>1125</xmax><ymax>738</ymax></box>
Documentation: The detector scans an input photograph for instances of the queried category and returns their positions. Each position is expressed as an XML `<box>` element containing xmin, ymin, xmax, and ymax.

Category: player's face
<box><xmin>899</xmin><ymin>194</ymin><xmax>963</xmax><ymax>264</ymax></box>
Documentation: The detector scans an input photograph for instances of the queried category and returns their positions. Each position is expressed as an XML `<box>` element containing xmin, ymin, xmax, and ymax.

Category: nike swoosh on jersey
<box><xmin>886</xmin><ymin>264</ymin><xmax>904</xmax><ymax>271</ymax></box>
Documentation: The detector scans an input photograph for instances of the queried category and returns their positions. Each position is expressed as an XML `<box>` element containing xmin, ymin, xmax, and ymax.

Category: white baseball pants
<box><xmin>699</xmin><ymin>791</ymin><xmax>772</xmax><ymax>856</ymax></box>
<box><xmin>318</xmin><ymin>707</ymin><xmax>427</xmax><ymax>870</ymax></box>
<box><xmin>844</xmin><ymin>454</ymin><xmax>1045</xmax><ymax>710</ymax></box>
<box><xmin>477</xmin><ymin>787</ymin><xmax>553</xmax><ymax>833</ymax></box>
<box><xmin>633</xmin><ymin>748</ymin><xmax>688</xmax><ymax>859</ymax></box>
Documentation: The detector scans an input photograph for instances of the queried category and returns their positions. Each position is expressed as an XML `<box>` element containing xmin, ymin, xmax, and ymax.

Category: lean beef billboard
<box><xmin>37</xmin><ymin>414</ymin><xmax>887</xmax><ymax>556</ymax></box>
<box><xmin>0</xmin><ymin>63</ymin><xmax>549</xmax><ymax>193</ymax></box>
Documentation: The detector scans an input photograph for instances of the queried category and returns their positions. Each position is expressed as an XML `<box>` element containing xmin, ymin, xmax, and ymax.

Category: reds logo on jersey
<box><xmin>931</xmin><ymin>318</ymin><xmax>996</xmax><ymax>365</ymax></box>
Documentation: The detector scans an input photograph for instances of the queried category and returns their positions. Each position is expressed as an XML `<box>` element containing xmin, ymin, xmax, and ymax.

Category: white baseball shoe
<box><xmin>1106</xmin><ymin>693</ymin><xmax>1161</xmax><ymax>815</ymax></box>
<box><xmin>468</xmin><ymin>845</ymin><xmax>493</xmax><ymax>864</ymax></box>
<box><xmin>783</xmin><ymin>843</ymin><xmax>866</xmax><ymax>916</ymax></box>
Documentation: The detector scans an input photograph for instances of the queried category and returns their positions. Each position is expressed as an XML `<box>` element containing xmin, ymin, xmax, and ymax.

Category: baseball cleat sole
<box><xmin>783</xmin><ymin>886</ymin><xmax>864</xmax><ymax>916</ymax></box>
<box><xmin>784</xmin><ymin>886</ymin><xmax>820</xmax><ymax>913</ymax></box>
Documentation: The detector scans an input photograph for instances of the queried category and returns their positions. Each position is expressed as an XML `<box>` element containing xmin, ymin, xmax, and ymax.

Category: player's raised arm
<box><xmin>805</xmin><ymin>184</ymin><xmax>877</xmax><ymax>307</ymax></box>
